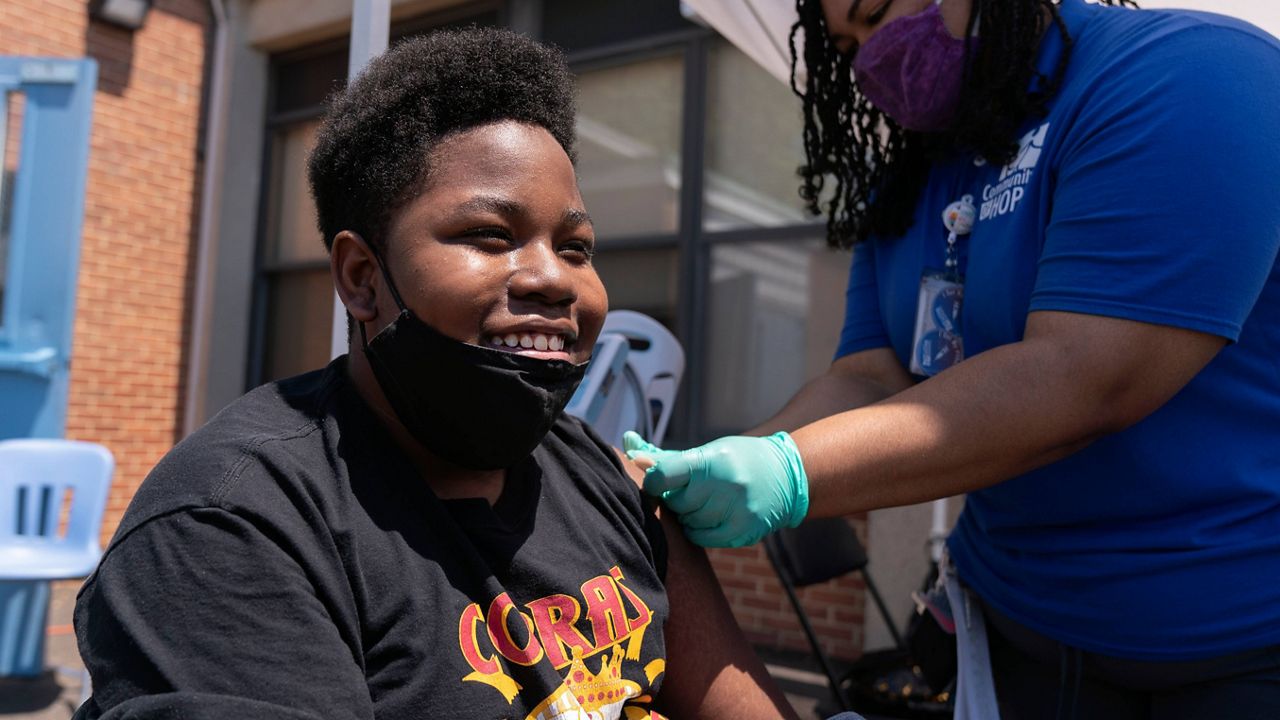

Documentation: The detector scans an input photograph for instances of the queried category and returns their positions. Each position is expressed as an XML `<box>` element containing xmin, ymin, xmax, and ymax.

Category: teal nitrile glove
<box><xmin>622</xmin><ymin>431</ymin><xmax>671</xmax><ymax>462</ymax></box>
<box><xmin>625</xmin><ymin>432</ymin><xmax>810</xmax><ymax>549</ymax></box>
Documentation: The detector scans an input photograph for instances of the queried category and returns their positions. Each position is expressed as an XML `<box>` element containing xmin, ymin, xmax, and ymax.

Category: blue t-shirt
<box><xmin>836</xmin><ymin>0</ymin><xmax>1280</xmax><ymax>661</ymax></box>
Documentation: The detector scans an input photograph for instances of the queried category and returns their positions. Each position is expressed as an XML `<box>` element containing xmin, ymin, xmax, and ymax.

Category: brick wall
<box><xmin>0</xmin><ymin>0</ymin><xmax>210</xmax><ymax>546</ymax></box>
<box><xmin>708</xmin><ymin>517</ymin><xmax>869</xmax><ymax>662</ymax></box>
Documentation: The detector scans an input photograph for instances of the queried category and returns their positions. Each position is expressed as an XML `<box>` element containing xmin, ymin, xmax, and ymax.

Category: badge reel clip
<box><xmin>911</xmin><ymin>195</ymin><xmax>975</xmax><ymax>377</ymax></box>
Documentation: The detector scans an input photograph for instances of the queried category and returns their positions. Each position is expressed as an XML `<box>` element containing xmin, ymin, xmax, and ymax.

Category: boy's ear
<box><xmin>331</xmin><ymin>230</ymin><xmax>379</xmax><ymax>324</ymax></box>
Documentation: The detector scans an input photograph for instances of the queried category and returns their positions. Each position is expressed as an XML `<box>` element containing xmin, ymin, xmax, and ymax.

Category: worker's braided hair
<box><xmin>792</xmin><ymin>0</ymin><xmax>1140</xmax><ymax>248</ymax></box>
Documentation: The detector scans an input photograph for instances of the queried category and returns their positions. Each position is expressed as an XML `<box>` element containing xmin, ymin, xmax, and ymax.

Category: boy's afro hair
<box><xmin>307</xmin><ymin>27</ymin><xmax>577</xmax><ymax>251</ymax></box>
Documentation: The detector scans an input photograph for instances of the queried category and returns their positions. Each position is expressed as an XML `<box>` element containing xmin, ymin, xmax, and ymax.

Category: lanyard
<box><xmin>941</xmin><ymin>194</ymin><xmax>977</xmax><ymax>281</ymax></box>
<box><xmin>909</xmin><ymin>193</ymin><xmax>977</xmax><ymax>377</ymax></box>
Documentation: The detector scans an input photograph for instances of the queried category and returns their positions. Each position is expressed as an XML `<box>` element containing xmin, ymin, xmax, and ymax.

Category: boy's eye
<box><xmin>560</xmin><ymin>240</ymin><xmax>597</xmax><ymax>262</ymax></box>
<box><xmin>461</xmin><ymin>227</ymin><xmax>514</xmax><ymax>243</ymax></box>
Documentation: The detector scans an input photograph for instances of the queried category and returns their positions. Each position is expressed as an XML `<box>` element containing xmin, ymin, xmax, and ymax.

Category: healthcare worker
<box><xmin>628</xmin><ymin>0</ymin><xmax>1280</xmax><ymax>717</ymax></box>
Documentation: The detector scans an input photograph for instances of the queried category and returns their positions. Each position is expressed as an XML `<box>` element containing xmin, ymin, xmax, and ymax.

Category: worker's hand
<box><xmin>621</xmin><ymin>431</ymin><xmax>673</xmax><ymax>469</ymax></box>
<box><xmin>623</xmin><ymin>432</ymin><xmax>809</xmax><ymax>548</ymax></box>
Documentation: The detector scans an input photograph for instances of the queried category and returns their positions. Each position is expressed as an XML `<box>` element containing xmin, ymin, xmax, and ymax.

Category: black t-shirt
<box><xmin>73</xmin><ymin>359</ymin><xmax>671</xmax><ymax>720</ymax></box>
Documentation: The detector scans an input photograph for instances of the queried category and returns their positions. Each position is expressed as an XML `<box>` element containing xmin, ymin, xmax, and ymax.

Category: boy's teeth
<box><xmin>490</xmin><ymin>333</ymin><xmax>567</xmax><ymax>352</ymax></box>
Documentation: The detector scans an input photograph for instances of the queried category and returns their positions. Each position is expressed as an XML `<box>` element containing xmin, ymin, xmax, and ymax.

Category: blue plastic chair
<box><xmin>0</xmin><ymin>438</ymin><xmax>113</xmax><ymax>677</ymax></box>
<box><xmin>565</xmin><ymin>310</ymin><xmax>685</xmax><ymax>448</ymax></box>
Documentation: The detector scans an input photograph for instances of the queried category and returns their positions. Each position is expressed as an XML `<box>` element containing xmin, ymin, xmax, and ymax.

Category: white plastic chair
<box><xmin>0</xmin><ymin>438</ymin><xmax>113</xmax><ymax>695</ymax></box>
<box><xmin>566</xmin><ymin>310</ymin><xmax>685</xmax><ymax>447</ymax></box>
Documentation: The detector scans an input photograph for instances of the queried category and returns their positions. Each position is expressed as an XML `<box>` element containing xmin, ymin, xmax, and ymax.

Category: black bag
<box><xmin>839</xmin><ymin>647</ymin><xmax>953</xmax><ymax>719</ymax></box>
<box><xmin>906</xmin><ymin>599</ymin><xmax>958</xmax><ymax>695</ymax></box>
<box><xmin>828</xmin><ymin>566</ymin><xmax>955</xmax><ymax>720</ymax></box>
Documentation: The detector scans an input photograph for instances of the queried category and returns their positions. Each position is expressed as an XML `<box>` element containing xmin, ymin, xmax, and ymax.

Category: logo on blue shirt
<box><xmin>980</xmin><ymin>122</ymin><xmax>1050</xmax><ymax>220</ymax></box>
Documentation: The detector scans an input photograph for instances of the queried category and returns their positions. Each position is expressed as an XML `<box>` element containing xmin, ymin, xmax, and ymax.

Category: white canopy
<box><xmin>682</xmin><ymin>0</ymin><xmax>800</xmax><ymax>85</ymax></box>
<box><xmin>681</xmin><ymin>0</ymin><xmax>1280</xmax><ymax>87</ymax></box>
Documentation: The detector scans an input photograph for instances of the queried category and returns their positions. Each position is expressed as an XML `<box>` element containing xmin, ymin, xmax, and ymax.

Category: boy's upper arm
<box><xmin>75</xmin><ymin>507</ymin><xmax>373</xmax><ymax>720</ymax></box>
<box><xmin>612</xmin><ymin>449</ymin><xmax>799</xmax><ymax>720</ymax></box>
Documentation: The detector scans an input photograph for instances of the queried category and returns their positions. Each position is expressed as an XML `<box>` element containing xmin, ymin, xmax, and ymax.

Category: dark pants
<box><xmin>978</xmin><ymin>599</ymin><xmax>1280</xmax><ymax>720</ymax></box>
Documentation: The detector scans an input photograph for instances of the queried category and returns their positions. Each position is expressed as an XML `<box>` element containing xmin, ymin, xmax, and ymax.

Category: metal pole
<box><xmin>0</xmin><ymin>92</ymin><xmax>9</xmax><ymax>224</ymax></box>
<box><xmin>182</xmin><ymin>0</ymin><xmax>230</xmax><ymax>435</ymax></box>
<box><xmin>675</xmin><ymin>33</ymin><xmax>709</xmax><ymax>442</ymax></box>
<box><xmin>930</xmin><ymin>497</ymin><xmax>949</xmax><ymax>564</ymax></box>
<box><xmin>331</xmin><ymin>0</ymin><xmax>391</xmax><ymax>359</ymax></box>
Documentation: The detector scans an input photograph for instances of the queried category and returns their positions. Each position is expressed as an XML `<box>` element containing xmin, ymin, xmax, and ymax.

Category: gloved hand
<box><xmin>622</xmin><ymin>431</ymin><xmax>810</xmax><ymax>548</ymax></box>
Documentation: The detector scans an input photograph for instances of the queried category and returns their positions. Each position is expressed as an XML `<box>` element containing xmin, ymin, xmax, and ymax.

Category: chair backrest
<box><xmin>565</xmin><ymin>334</ymin><xmax>637</xmax><ymax>443</ymax></box>
<box><xmin>597</xmin><ymin>310</ymin><xmax>684</xmax><ymax>445</ymax></box>
<box><xmin>766</xmin><ymin>517</ymin><xmax>869</xmax><ymax>587</ymax></box>
<box><xmin>0</xmin><ymin>439</ymin><xmax>113</xmax><ymax>552</ymax></box>
<box><xmin>565</xmin><ymin>310</ymin><xmax>685</xmax><ymax>447</ymax></box>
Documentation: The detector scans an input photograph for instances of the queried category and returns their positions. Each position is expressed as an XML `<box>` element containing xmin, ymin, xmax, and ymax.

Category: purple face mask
<box><xmin>852</xmin><ymin>1</ymin><xmax>968</xmax><ymax>132</ymax></box>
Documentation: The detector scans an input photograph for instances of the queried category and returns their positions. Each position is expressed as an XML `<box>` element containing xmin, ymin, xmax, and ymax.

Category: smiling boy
<box><xmin>72</xmin><ymin>28</ymin><xmax>797</xmax><ymax>720</ymax></box>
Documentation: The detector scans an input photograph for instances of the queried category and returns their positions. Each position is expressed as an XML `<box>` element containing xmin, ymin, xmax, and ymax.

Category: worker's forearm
<box><xmin>748</xmin><ymin>369</ymin><xmax>904</xmax><ymax>437</ymax></box>
<box><xmin>792</xmin><ymin>338</ymin><xmax>1112</xmax><ymax>516</ymax></box>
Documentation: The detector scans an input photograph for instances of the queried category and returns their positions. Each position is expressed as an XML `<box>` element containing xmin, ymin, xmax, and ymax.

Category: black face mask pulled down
<box><xmin>359</xmin><ymin>261</ymin><xmax>588</xmax><ymax>471</ymax></box>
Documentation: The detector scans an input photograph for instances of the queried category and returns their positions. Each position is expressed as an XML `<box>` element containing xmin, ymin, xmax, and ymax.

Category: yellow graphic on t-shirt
<box><xmin>523</xmin><ymin>646</ymin><xmax>651</xmax><ymax>720</ymax></box>
<box><xmin>642</xmin><ymin>659</ymin><xmax>665</xmax><ymax>685</ymax></box>
<box><xmin>457</xmin><ymin>565</ymin><xmax>664</xmax><ymax>718</ymax></box>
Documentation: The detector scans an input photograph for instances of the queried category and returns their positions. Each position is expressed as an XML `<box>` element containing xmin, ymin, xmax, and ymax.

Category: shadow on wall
<box><xmin>83</xmin><ymin>0</ymin><xmax>213</xmax><ymax>95</ymax></box>
<box><xmin>83</xmin><ymin>17</ymin><xmax>135</xmax><ymax>96</ymax></box>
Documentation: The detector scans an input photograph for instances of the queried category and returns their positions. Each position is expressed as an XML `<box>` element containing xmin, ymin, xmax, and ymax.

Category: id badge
<box><xmin>910</xmin><ymin>272</ymin><xmax>964</xmax><ymax>377</ymax></box>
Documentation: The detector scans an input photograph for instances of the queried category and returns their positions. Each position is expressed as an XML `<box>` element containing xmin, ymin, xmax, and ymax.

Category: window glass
<box><xmin>258</xmin><ymin>119</ymin><xmax>329</xmax><ymax>383</ymax></box>
<box><xmin>702</xmin><ymin>240</ymin><xmax>849</xmax><ymax>433</ymax></box>
<box><xmin>543</xmin><ymin>0</ymin><xmax>694</xmax><ymax>55</ymax></box>
<box><xmin>703</xmin><ymin>39</ymin><xmax>812</xmax><ymax>231</ymax></box>
<box><xmin>0</xmin><ymin>92</ymin><xmax>24</xmax><ymax>327</ymax></box>
<box><xmin>273</xmin><ymin>46</ymin><xmax>348</xmax><ymax>116</ymax></box>
<box><xmin>592</xmin><ymin>248</ymin><xmax>680</xmax><ymax>332</ymax></box>
<box><xmin>261</xmin><ymin>269</ymin><xmax>334</xmax><ymax>382</ymax></box>
<box><xmin>269</xmin><ymin>10</ymin><xmax>501</xmax><ymax>116</ymax></box>
<box><xmin>264</xmin><ymin>120</ymin><xmax>325</xmax><ymax>265</ymax></box>
<box><xmin>575</xmin><ymin>54</ymin><xmax>684</xmax><ymax>239</ymax></box>
<box><xmin>592</xmin><ymin>246</ymin><xmax>685</xmax><ymax>440</ymax></box>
